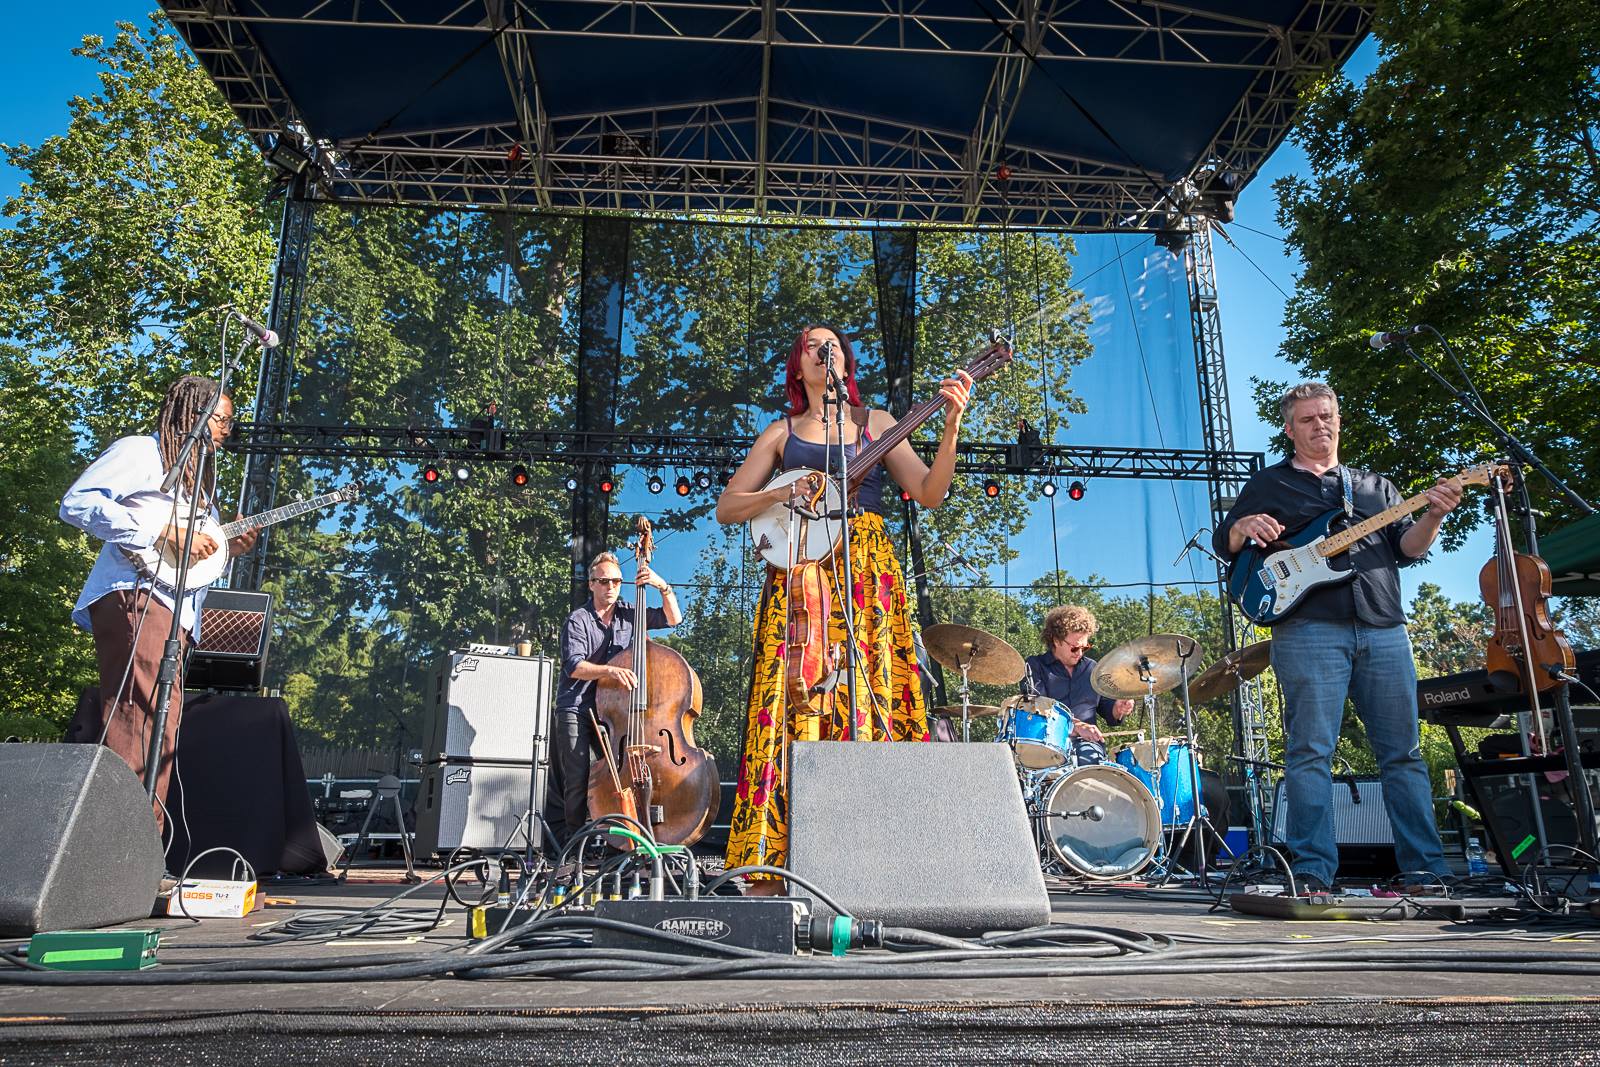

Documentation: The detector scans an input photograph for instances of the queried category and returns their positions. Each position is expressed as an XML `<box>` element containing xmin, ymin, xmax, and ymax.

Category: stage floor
<box><xmin>3</xmin><ymin>873</ymin><xmax>1599</xmax><ymax>1065</ymax></box>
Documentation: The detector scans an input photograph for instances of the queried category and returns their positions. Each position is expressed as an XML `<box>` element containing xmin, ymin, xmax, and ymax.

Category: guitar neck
<box><xmin>847</xmin><ymin>392</ymin><xmax>949</xmax><ymax>490</ymax></box>
<box><xmin>220</xmin><ymin>491</ymin><xmax>346</xmax><ymax>539</ymax></box>
<box><xmin>1316</xmin><ymin>488</ymin><xmax>1435</xmax><ymax>558</ymax></box>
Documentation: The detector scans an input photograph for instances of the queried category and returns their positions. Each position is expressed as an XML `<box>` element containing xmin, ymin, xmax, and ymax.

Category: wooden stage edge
<box><xmin>4</xmin><ymin>876</ymin><xmax>1600</xmax><ymax>1067</ymax></box>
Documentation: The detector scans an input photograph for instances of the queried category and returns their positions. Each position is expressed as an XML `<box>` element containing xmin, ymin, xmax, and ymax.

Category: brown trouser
<box><xmin>87</xmin><ymin>588</ymin><xmax>191</xmax><ymax>834</ymax></box>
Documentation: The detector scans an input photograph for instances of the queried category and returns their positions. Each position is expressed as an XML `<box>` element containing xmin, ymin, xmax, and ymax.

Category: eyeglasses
<box><xmin>590</xmin><ymin>577</ymin><xmax>623</xmax><ymax>586</ymax></box>
<box><xmin>1063</xmin><ymin>643</ymin><xmax>1091</xmax><ymax>652</ymax></box>
<box><xmin>210</xmin><ymin>414</ymin><xmax>235</xmax><ymax>431</ymax></box>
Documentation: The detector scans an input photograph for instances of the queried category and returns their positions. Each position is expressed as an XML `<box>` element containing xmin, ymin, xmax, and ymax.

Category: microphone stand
<box><xmin>143</xmin><ymin>330</ymin><xmax>245</xmax><ymax>799</ymax></box>
<box><xmin>822</xmin><ymin>357</ymin><xmax>861</xmax><ymax>741</ymax></box>
<box><xmin>1398</xmin><ymin>328</ymin><xmax>1598</xmax><ymax>871</ymax></box>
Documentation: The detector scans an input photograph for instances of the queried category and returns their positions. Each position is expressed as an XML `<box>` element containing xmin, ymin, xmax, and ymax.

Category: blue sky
<box><xmin>4</xmin><ymin>9</ymin><xmax>1494</xmax><ymax>610</ymax></box>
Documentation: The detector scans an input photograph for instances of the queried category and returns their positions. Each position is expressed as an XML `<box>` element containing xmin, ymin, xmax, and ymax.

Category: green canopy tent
<box><xmin>1546</xmin><ymin>512</ymin><xmax>1600</xmax><ymax>597</ymax></box>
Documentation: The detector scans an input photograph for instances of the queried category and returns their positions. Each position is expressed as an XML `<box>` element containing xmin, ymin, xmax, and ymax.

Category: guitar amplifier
<box><xmin>186</xmin><ymin>590</ymin><xmax>273</xmax><ymax>693</ymax></box>
<box><xmin>414</xmin><ymin>652</ymin><xmax>556</xmax><ymax>854</ymax></box>
<box><xmin>1272</xmin><ymin>776</ymin><xmax>1399</xmax><ymax>876</ymax></box>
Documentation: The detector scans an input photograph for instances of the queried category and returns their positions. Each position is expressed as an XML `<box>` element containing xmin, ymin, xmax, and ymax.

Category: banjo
<box><xmin>122</xmin><ymin>483</ymin><xmax>361</xmax><ymax>591</ymax></box>
<box><xmin>749</xmin><ymin>339</ymin><xmax>1013</xmax><ymax>570</ymax></box>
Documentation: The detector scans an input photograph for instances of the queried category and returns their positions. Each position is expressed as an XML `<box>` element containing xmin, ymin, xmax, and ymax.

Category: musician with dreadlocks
<box><xmin>59</xmin><ymin>374</ymin><xmax>258</xmax><ymax>831</ymax></box>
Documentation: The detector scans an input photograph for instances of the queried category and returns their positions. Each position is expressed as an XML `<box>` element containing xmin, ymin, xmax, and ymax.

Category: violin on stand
<box><xmin>1480</xmin><ymin>467</ymin><xmax>1576</xmax><ymax>718</ymax></box>
<box><xmin>587</xmin><ymin>517</ymin><xmax>719</xmax><ymax>847</ymax></box>
<box><xmin>1478</xmin><ymin>462</ymin><xmax>1593</xmax><ymax>868</ymax></box>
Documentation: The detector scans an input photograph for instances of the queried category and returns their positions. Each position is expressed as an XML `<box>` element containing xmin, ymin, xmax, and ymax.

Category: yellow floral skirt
<box><xmin>724</xmin><ymin>512</ymin><xmax>930</xmax><ymax>878</ymax></box>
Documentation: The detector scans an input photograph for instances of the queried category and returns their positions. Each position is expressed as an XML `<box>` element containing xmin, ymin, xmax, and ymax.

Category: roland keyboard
<box><xmin>1416</xmin><ymin>647</ymin><xmax>1600</xmax><ymax>727</ymax></box>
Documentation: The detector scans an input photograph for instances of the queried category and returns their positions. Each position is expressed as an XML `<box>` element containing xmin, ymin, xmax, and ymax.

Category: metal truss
<box><xmin>227</xmin><ymin>423</ymin><xmax>1262</xmax><ymax>483</ymax></box>
<box><xmin>162</xmin><ymin>0</ymin><xmax>1370</xmax><ymax>229</ymax></box>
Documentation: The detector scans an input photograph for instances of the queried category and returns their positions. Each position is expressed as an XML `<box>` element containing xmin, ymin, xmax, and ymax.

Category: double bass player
<box><xmin>551</xmin><ymin>550</ymin><xmax>680</xmax><ymax>844</ymax></box>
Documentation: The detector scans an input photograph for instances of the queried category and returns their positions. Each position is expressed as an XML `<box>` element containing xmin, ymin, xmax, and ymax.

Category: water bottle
<box><xmin>1465</xmin><ymin>836</ymin><xmax>1490</xmax><ymax>877</ymax></box>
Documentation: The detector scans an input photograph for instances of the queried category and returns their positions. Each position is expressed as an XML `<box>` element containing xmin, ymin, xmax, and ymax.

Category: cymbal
<box><xmin>1188</xmin><ymin>640</ymin><xmax>1273</xmax><ymax>704</ymax></box>
<box><xmin>1090</xmin><ymin>633</ymin><xmax>1200</xmax><ymax>700</ymax></box>
<box><xmin>928</xmin><ymin>704</ymin><xmax>1003</xmax><ymax>719</ymax></box>
<box><xmin>923</xmin><ymin>623</ymin><xmax>1026</xmax><ymax>685</ymax></box>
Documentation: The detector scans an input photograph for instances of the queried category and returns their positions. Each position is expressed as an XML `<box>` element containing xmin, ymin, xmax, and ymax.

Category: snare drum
<box><xmin>1042</xmin><ymin>764</ymin><xmax>1161</xmax><ymax>880</ymax></box>
<box><xmin>1113</xmin><ymin>738</ymin><xmax>1204</xmax><ymax>826</ymax></box>
<box><xmin>999</xmin><ymin>696</ymin><xmax>1072</xmax><ymax>769</ymax></box>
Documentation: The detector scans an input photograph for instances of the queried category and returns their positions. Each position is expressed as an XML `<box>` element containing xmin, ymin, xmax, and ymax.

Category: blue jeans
<box><xmin>1270</xmin><ymin>617</ymin><xmax>1446</xmax><ymax>884</ymax></box>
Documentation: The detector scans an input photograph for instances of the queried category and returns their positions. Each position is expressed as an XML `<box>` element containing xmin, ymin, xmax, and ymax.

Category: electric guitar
<box><xmin>1227</xmin><ymin>462</ymin><xmax>1500</xmax><ymax>624</ymax></box>
<box><xmin>748</xmin><ymin>338</ymin><xmax>1013</xmax><ymax>570</ymax></box>
<box><xmin>122</xmin><ymin>483</ymin><xmax>361</xmax><ymax>591</ymax></box>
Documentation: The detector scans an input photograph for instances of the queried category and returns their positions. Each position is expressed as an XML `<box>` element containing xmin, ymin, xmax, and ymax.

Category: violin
<box><xmin>1479</xmin><ymin>467</ymin><xmax>1576</xmax><ymax>699</ymax></box>
<box><xmin>587</xmin><ymin>517</ymin><xmax>719</xmax><ymax>846</ymax></box>
<box><xmin>784</xmin><ymin>474</ymin><xmax>836</xmax><ymax>719</ymax></box>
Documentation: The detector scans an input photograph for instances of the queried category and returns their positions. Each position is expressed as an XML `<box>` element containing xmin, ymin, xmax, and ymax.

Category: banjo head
<box><xmin>750</xmin><ymin>468</ymin><xmax>844</xmax><ymax>570</ymax></box>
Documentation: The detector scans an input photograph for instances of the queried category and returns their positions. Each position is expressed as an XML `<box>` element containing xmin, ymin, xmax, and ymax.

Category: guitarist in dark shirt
<box><xmin>1214</xmin><ymin>382</ymin><xmax>1461</xmax><ymax>892</ymax></box>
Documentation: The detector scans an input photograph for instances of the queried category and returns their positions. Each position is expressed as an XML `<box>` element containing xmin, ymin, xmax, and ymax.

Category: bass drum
<box><xmin>1041</xmin><ymin>764</ymin><xmax>1161</xmax><ymax>881</ymax></box>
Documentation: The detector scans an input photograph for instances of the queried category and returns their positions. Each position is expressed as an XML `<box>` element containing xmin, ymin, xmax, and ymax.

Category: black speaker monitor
<box><xmin>787</xmin><ymin>741</ymin><xmax>1050</xmax><ymax>935</ymax></box>
<box><xmin>0</xmin><ymin>745</ymin><xmax>164</xmax><ymax>936</ymax></box>
<box><xmin>186</xmin><ymin>589</ymin><xmax>273</xmax><ymax>692</ymax></box>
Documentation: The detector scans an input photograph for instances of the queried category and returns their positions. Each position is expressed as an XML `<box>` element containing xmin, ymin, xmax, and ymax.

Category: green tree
<box><xmin>1268</xmin><ymin>0</ymin><xmax>1599</xmax><ymax>545</ymax></box>
<box><xmin>0</xmin><ymin>16</ymin><xmax>273</xmax><ymax>736</ymax></box>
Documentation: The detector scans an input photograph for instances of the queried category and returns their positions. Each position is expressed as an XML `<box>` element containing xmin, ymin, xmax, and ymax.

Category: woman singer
<box><xmin>714</xmin><ymin>324</ymin><xmax>974</xmax><ymax>893</ymax></box>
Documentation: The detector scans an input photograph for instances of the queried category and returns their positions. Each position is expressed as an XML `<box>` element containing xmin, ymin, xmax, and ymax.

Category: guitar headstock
<box><xmin>338</xmin><ymin>482</ymin><xmax>363</xmax><ymax>502</ymax></box>
<box><xmin>964</xmin><ymin>335</ymin><xmax>1015</xmax><ymax>384</ymax></box>
<box><xmin>1456</xmin><ymin>462</ymin><xmax>1510</xmax><ymax>489</ymax></box>
<box><xmin>633</xmin><ymin>515</ymin><xmax>654</xmax><ymax>566</ymax></box>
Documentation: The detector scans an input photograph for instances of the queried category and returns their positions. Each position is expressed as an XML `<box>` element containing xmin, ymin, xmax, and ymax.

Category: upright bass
<box><xmin>587</xmin><ymin>517</ymin><xmax>719</xmax><ymax>846</ymax></box>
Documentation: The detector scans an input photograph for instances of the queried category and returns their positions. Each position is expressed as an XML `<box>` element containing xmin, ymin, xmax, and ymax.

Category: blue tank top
<box><xmin>781</xmin><ymin>414</ymin><xmax>887</xmax><ymax>516</ymax></box>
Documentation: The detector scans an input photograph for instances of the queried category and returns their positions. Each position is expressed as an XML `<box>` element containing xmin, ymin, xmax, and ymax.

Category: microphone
<box><xmin>1367</xmin><ymin>325</ymin><xmax>1424</xmax><ymax>350</ymax></box>
<box><xmin>1172</xmin><ymin>527</ymin><xmax>1211</xmax><ymax>567</ymax></box>
<box><xmin>233</xmin><ymin>311</ymin><xmax>280</xmax><ymax>348</ymax></box>
<box><xmin>818</xmin><ymin>338</ymin><xmax>836</xmax><ymax>365</ymax></box>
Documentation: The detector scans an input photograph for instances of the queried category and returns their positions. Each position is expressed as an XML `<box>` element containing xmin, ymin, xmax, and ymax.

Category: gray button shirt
<box><xmin>554</xmin><ymin>601</ymin><xmax>669</xmax><ymax>716</ymax></box>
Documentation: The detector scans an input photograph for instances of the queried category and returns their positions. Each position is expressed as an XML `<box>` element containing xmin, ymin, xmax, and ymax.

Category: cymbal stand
<box><xmin>954</xmin><ymin>655</ymin><xmax>976</xmax><ymax>743</ymax></box>
<box><xmin>1159</xmin><ymin>640</ymin><xmax>1230</xmax><ymax>887</ymax></box>
<box><xmin>1137</xmin><ymin>656</ymin><xmax>1163</xmax><ymax>823</ymax></box>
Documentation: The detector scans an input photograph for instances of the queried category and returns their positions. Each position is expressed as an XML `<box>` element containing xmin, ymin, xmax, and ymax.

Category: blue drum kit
<box><xmin>926</xmin><ymin>624</ymin><xmax>1253</xmax><ymax>883</ymax></box>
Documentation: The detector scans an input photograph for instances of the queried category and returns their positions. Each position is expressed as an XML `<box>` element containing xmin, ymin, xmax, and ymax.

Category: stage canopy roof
<box><xmin>164</xmin><ymin>0</ymin><xmax>1368</xmax><ymax>229</ymax></box>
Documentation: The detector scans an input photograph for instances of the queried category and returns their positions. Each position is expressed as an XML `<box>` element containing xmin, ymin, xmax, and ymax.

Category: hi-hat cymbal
<box><xmin>1090</xmin><ymin>633</ymin><xmax>1200</xmax><ymax>700</ymax></box>
<box><xmin>1188</xmin><ymin>640</ymin><xmax>1273</xmax><ymax>704</ymax></box>
<box><xmin>929</xmin><ymin>704</ymin><xmax>1003</xmax><ymax>719</ymax></box>
<box><xmin>923</xmin><ymin>623</ymin><xmax>1026</xmax><ymax>685</ymax></box>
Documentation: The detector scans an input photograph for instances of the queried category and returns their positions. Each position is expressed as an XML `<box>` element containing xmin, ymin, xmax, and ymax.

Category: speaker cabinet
<box><xmin>414</xmin><ymin>652</ymin><xmax>555</xmax><ymax>854</ymax></box>
<box><xmin>1271</xmin><ymin>777</ymin><xmax>1398</xmax><ymax>876</ymax></box>
<box><xmin>787</xmin><ymin>741</ymin><xmax>1051</xmax><ymax>935</ymax></box>
<box><xmin>0</xmin><ymin>745</ymin><xmax>164</xmax><ymax>936</ymax></box>
<box><xmin>186</xmin><ymin>589</ymin><xmax>273</xmax><ymax>693</ymax></box>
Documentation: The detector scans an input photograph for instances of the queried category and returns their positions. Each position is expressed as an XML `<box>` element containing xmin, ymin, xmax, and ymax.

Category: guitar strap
<box><xmin>1339</xmin><ymin>465</ymin><xmax>1354</xmax><ymax>519</ymax></box>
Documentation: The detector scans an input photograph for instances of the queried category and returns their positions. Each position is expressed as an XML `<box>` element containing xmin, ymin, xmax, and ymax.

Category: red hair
<box><xmin>784</xmin><ymin>325</ymin><xmax>864</xmax><ymax>416</ymax></box>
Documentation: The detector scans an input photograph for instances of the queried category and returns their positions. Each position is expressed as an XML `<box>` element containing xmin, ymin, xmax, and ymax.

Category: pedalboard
<box><xmin>1229</xmin><ymin>892</ymin><xmax>1546</xmax><ymax>921</ymax></box>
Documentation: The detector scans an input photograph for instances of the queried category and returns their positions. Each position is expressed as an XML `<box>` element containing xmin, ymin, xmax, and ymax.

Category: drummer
<box><xmin>1022</xmin><ymin>606</ymin><xmax>1135</xmax><ymax>766</ymax></box>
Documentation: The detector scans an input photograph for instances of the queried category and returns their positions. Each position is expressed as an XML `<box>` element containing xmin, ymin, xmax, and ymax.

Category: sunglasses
<box><xmin>590</xmin><ymin>577</ymin><xmax>623</xmax><ymax>586</ymax></box>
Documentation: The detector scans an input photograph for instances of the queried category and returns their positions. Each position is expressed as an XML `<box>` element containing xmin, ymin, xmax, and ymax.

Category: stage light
<box><xmin>983</xmin><ymin>479</ymin><xmax>1001</xmax><ymax>499</ymax></box>
<box><xmin>1041</xmin><ymin>480</ymin><xmax>1057</xmax><ymax>498</ymax></box>
<box><xmin>564</xmin><ymin>474</ymin><xmax>579</xmax><ymax>492</ymax></box>
<box><xmin>510</xmin><ymin>464</ymin><xmax>530</xmax><ymax>487</ymax></box>
<box><xmin>675</xmin><ymin>475</ymin><xmax>692</xmax><ymax>497</ymax></box>
<box><xmin>899</xmin><ymin>488</ymin><xmax>912</xmax><ymax>502</ymax></box>
<box><xmin>1067</xmin><ymin>480</ymin><xmax>1087</xmax><ymax>501</ymax></box>
<box><xmin>1155</xmin><ymin>229</ymin><xmax>1189</xmax><ymax>257</ymax></box>
<box><xmin>694</xmin><ymin>470</ymin><xmax>713</xmax><ymax>491</ymax></box>
<box><xmin>647</xmin><ymin>473</ymin><xmax>665</xmax><ymax>495</ymax></box>
<box><xmin>599</xmin><ymin>476</ymin><xmax>615</xmax><ymax>494</ymax></box>
<box><xmin>453</xmin><ymin>464</ymin><xmax>471</xmax><ymax>483</ymax></box>
<box><xmin>421</xmin><ymin>463</ymin><xmax>441</xmax><ymax>484</ymax></box>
